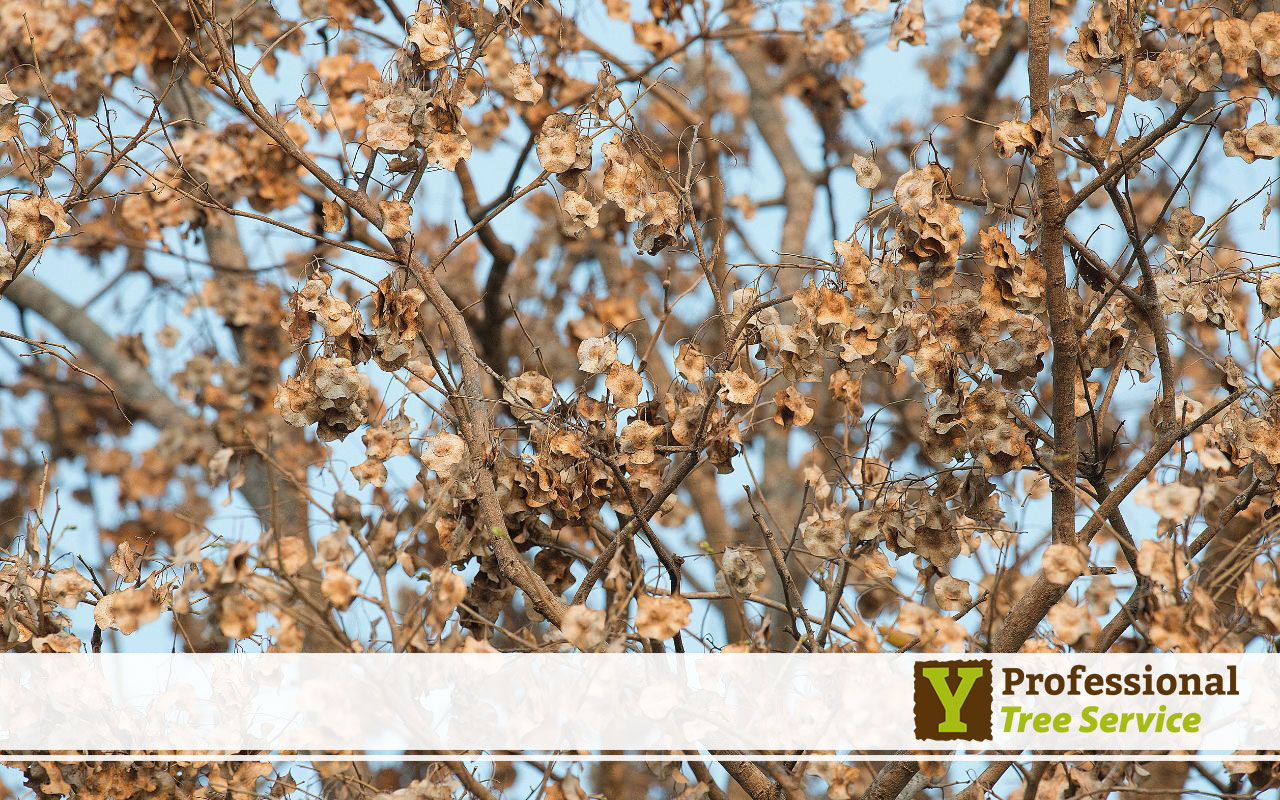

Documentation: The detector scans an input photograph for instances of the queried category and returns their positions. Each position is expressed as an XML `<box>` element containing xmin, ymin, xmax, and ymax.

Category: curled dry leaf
<box><xmin>633</xmin><ymin>19</ymin><xmax>678</xmax><ymax>57</ymax></box>
<box><xmin>560</xmin><ymin>604</ymin><xmax>606</xmax><ymax>650</ymax></box>
<box><xmin>7</xmin><ymin>195</ymin><xmax>71</xmax><ymax>246</ymax></box>
<box><xmin>800</xmin><ymin>509</ymin><xmax>845</xmax><ymax>558</ymax></box>
<box><xmin>858</xmin><ymin>549</ymin><xmax>896</xmax><ymax>580</ymax></box>
<box><xmin>1162</xmin><ymin>206</ymin><xmax>1204</xmax><ymax>251</ymax></box>
<box><xmin>958</xmin><ymin>1</ymin><xmax>1001</xmax><ymax>55</ymax></box>
<box><xmin>992</xmin><ymin>112</ymin><xmax>1050</xmax><ymax>159</ymax></box>
<box><xmin>561</xmin><ymin>190</ymin><xmax>599</xmax><ymax>238</ymax></box>
<box><xmin>674</xmin><ymin>342</ymin><xmax>707</xmax><ymax>382</ymax></box>
<box><xmin>1213</xmin><ymin>17</ymin><xmax>1254</xmax><ymax>77</ymax></box>
<box><xmin>219</xmin><ymin>594</ymin><xmax>260</xmax><ymax>639</ymax></box>
<box><xmin>635</xmin><ymin>593</ymin><xmax>690</xmax><ymax>639</ymax></box>
<box><xmin>605</xmin><ymin>362</ymin><xmax>643</xmax><ymax>408</ymax></box>
<box><xmin>426</xmin><ymin>131</ymin><xmax>471</xmax><ymax>171</ymax></box>
<box><xmin>504</xmin><ymin>371</ymin><xmax>555</xmax><ymax>411</ymax></box>
<box><xmin>321</xmin><ymin>200</ymin><xmax>344</xmax><ymax>233</ymax></box>
<box><xmin>1022</xmin><ymin>472</ymin><xmax>1049</xmax><ymax>500</ymax></box>
<box><xmin>48</xmin><ymin>568</ymin><xmax>93</xmax><ymax>608</ymax></box>
<box><xmin>421</xmin><ymin>432</ymin><xmax>467</xmax><ymax>473</ymax></box>
<box><xmin>155</xmin><ymin>324</ymin><xmax>180</xmax><ymax>348</ymax></box>
<box><xmin>511</xmin><ymin>63</ymin><xmax>544</xmax><ymax>103</ymax></box>
<box><xmin>892</xmin><ymin>165</ymin><xmax>942</xmax><ymax>216</ymax></box>
<box><xmin>717</xmin><ymin>546</ymin><xmax>766</xmax><ymax>595</ymax></box>
<box><xmin>536</xmin><ymin>113</ymin><xmax>588</xmax><ymax>174</ymax></box>
<box><xmin>94</xmin><ymin>583</ymin><xmax>164</xmax><ymax>634</ymax></box>
<box><xmin>264</xmin><ymin>536</ymin><xmax>309</xmax><ymax>576</ymax></box>
<box><xmin>1259</xmin><ymin>276</ymin><xmax>1280</xmax><ymax>322</ymax></box>
<box><xmin>1133</xmin><ymin>481</ymin><xmax>1201</xmax><ymax>521</ymax></box>
<box><xmin>427</xmin><ymin>566</ymin><xmax>465</xmax><ymax>630</ymax></box>
<box><xmin>296</xmin><ymin>95</ymin><xmax>322</xmax><ymax>127</ymax></box>
<box><xmin>933</xmin><ymin>575</ymin><xmax>971</xmax><ymax>612</ymax></box>
<box><xmin>887</xmin><ymin>0</ymin><xmax>926</xmax><ymax>51</ymax></box>
<box><xmin>577</xmin><ymin>336</ymin><xmax>618</xmax><ymax>373</ymax></box>
<box><xmin>379</xmin><ymin>199</ymin><xmax>412</xmax><ymax>238</ymax></box>
<box><xmin>773</xmin><ymin>385</ymin><xmax>815</xmax><ymax>428</ymax></box>
<box><xmin>1048</xmin><ymin>600</ymin><xmax>1092</xmax><ymax>645</ymax></box>
<box><xmin>619</xmin><ymin>419</ymin><xmax>662</xmax><ymax>465</ymax></box>
<box><xmin>716</xmin><ymin>369</ymin><xmax>760</xmax><ymax>406</ymax></box>
<box><xmin>31</xmin><ymin>632</ymin><xmax>82</xmax><ymax>653</ymax></box>
<box><xmin>1041</xmin><ymin>542</ymin><xmax>1088</xmax><ymax>585</ymax></box>
<box><xmin>1254</xmin><ymin>12</ymin><xmax>1280</xmax><ymax>76</ymax></box>
<box><xmin>1085</xmin><ymin>574</ymin><xmax>1115</xmax><ymax>615</ymax></box>
<box><xmin>894</xmin><ymin>602</ymin><xmax>967</xmax><ymax>652</ymax></box>
<box><xmin>1137</xmin><ymin>539</ymin><xmax>1190</xmax><ymax>590</ymax></box>
<box><xmin>407</xmin><ymin>12</ymin><xmax>451</xmax><ymax>66</ymax></box>
<box><xmin>269</xmin><ymin>618</ymin><xmax>304</xmax><ymax>653</ymax></box>
<box><xmin>404</xmin><ymin>359</ymin><xmax>437</xmax><ymax>392</ymax></box>
<box><xmin>322</xmin><ymin>564</ymin><xmax>360</xmax><ymax>610</ymax></box>
<box><xmin>850</xmin><ymin>154</ymin><xmax>881</xmax><ymax>189</ymax></box>
<box><xmin>108</xmin><ymin>542</ymin><xmax>140</xmax><ymax>583</ymax></box>
<box><xmin>208</xmin><ymin>447</ymin><xmax>234</xmax><ymax>481</ymax></box>
<box><xmin>351</xmin><ymin>457</ymin><xmax>386</xmax><ymax>489</ymax></box>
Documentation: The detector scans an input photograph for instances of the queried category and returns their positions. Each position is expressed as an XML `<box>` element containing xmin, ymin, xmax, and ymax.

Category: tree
<box><xmin>2</xmin><ymin>0</ymin><xmax>1280</xmax><ymax>796</ymax></box>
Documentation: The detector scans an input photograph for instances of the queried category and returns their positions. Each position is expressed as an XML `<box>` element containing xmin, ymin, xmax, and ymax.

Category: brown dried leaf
<box><xmin>380</xmin><ymin>199</ymin><xmax>412</xmax><ymax>238</ymax></box>
<box><xmin>560</xmin><ymin>605</ymin><xmax>606</xmax><ymax>650</ymax></box>
<box><xmin>933</xmin><ymin>575</ymin><xmax>971</xmax><ymax>612</ymax></box>
<box><xmin>1041</xmin><ymin>542</ymin><xmax>1088</xmax><ymax>585</ymax></box>
<box><xmin>321</xmin><ymin>564</ymin><xmax>360</xmax><ymax>610</ymax></box>
<box><xmin>635</xmin><ymin>593</ymin><xmax>690</xmax><ymax>639</ymax></box>
<box><xmin>322</xmin><ymin>200</ymin><xmax>344</xmax><ymax>233</ymax></box>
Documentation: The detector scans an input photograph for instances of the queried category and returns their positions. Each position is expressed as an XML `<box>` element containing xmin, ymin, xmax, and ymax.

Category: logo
<box><xmin>913</xmin><ymin>659</ymin><xmax>993</xmax><ymax>741</ymax></box>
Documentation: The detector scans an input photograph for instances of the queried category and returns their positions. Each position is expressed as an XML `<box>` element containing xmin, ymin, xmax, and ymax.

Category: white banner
<box><xmin>0</xmin><ymin>653</ymin><xmax>1274</xmax><ymax>753</ymax></box>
